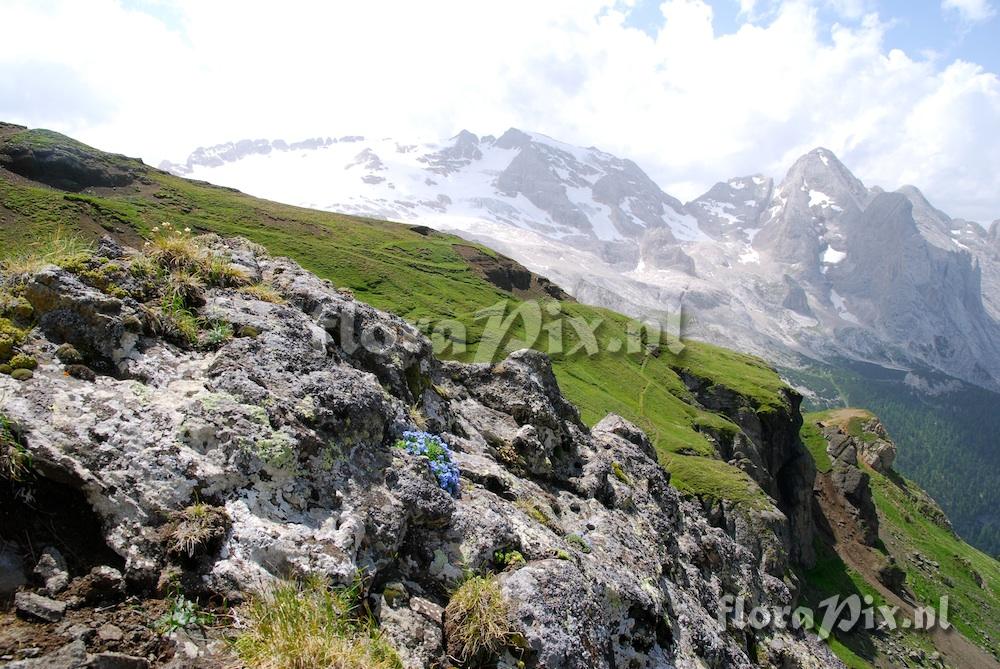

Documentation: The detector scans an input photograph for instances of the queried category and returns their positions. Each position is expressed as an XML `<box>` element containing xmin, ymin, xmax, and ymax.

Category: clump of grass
<box><xmin>165</xmin><ymin>503</ymin><xmax>229</xmax><ymax>558</ymax></box>
<box><xmin>232</xmin><ymin>575</ymin><xmax>402</xmax><ymax>669</ymax></box>
<box><xmin>206</xmin><ymin>254</ymin><xmax>250</xmax><ymax>287</ymax></box>
<box><xmin>0</xmin><ymin>228</ymin><xmax>92</xmax><ymax>279</ymax></box>
<box><xmin>444</xmin><ymin>574</ymin><xmax>514</xmax><ymax>664</ymax></box>
<box><xmin>165</xmin><ymin>269</ymin><xmax>206</xmax><ymax>307</ymax></box>
<box><xmin>157</xmin><ymin>294</ymin><xmax>200</xmax><ymax>346</ymax></box>
<box><xmin>240</xmin><ymin>282</ymin><xmax>285</xmax><ymax>304</ymax></box>
<box><xmin>0</xmin><ymin>413</ymin><xmax>32</xmax><ymax>482</ymax></box>
<box><xmin>145</xmin><ymin>222</ymin><xmax>204</xmax><ymax>272</ymax></box>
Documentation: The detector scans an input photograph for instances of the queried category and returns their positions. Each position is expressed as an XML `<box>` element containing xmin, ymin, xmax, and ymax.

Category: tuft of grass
<box><xmin>165</xmin><ymin>269</ymin><xmax>206</xmax><ymax>307</ymax></box>
<box><xmin>146</xmin><ymin>223</ymin><xmax>203</xmax><ymax>272</ymax></box>
<box><xmin>232</xmin><ymin>575</ymin><xmax>402</xmax><ymax>669</ymax></box>
<box><xmin>241</xmin><ymin>282</ymin><xmax>285</xmax><ymax>304</ymax></box>
<box><xmin>166</xmin><ymin>503</ymin><xmax>229</xmax><ymax>558</ymax></box>
<box><xmin>0</xmin><ymin>413</ymin><xmax>32</xmax><ymax>482</ymax></box>
<box><xmin>158</xmin><ymin>294</ymin><xmax>200</xmax><ymax>346</ymax></box>
<box><xmin>0</xmin><ymin>228</ymin><xmax>92</xmax><ymax>279</ymax></box>
<box><xmin>206</xmin><ymin>254</ymin><xmax>251</xmax><ymax>287</ymax></box>
<box><xmin>444</xmin><ymin>574</ymin><xmax>513</xmax><ymax>664</ymax></box>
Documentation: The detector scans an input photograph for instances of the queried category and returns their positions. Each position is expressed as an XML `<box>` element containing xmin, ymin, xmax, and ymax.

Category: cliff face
<box><xmin>0</xmin><ymin>236</ymin><xmax>841</xmax><ymax>668</ymax></box>
<box><xmin>677</xmin><ymin>371</ymin><xmax>817</xmax><ymax>573</ymax></box>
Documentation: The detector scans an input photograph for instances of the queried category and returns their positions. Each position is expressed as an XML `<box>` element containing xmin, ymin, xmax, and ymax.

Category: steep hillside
<box><xmin>801</xmin><ymin>409</ymin><xmax>1000</xmax><ymax>669</ymax></box>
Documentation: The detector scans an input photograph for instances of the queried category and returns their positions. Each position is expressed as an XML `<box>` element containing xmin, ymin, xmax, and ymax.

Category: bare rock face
<box><xmin>0</xmin><ymin>237</ymin><xmax>843</xmax><ymax>668</ymax></box>
<box><xmin>854</xmin><ymin>418</ymin><xmax>897</xmax><ymax>474</ymax></box>
<box><xmin>0</xmin><ymin>137</ymin><xmax>138</xmax><ymax>192</ymax></box>
<box><xmin>823</xmin><ymin>427</ymin><xmax>880</xmax><ymax>546</ymax></box>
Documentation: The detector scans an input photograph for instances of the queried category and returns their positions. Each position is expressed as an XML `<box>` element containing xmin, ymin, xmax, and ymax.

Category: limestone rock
<box><xmin>14</xmin><ymin>591</ymin><xmax>67</xmax><ymax>622</ymax></box>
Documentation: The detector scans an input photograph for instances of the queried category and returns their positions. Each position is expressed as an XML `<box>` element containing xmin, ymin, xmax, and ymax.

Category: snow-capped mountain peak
<box><xmin>161</xmin><ymin>132</ymin><xmax>1000</xmax><ymax>393</ymax></box>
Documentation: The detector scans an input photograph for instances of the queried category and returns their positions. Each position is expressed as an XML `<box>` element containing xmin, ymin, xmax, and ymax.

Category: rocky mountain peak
<box><xmin>495</xmin><ymin>127</ymin><xmax>532</xmax><ymax>150</ymax></box>
<box><xmin>685</xmin><ymin>174</ymin><xmax>774</xmax><ymax>239</ymax></box>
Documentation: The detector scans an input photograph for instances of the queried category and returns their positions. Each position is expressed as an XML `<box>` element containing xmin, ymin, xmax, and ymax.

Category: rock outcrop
<box><xmin>0</xmin><ymin>237</ymin><xmax>842</xmax><ymax>668</ymax></box>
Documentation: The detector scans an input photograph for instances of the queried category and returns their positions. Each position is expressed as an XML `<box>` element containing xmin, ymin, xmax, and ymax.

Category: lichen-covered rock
<box><xmin>0</xmin><ymin>237</ymin><xmax>843</xmax><ymax>668</ymax></box>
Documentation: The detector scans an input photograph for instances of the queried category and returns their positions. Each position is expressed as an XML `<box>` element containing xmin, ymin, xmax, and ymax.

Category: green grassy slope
<box><xmin>0</xmin><ymin>125</ymin><xmax>784</xmax><ymax>508</ymax></box>
<box><xmin>798</xmin><ymin>411</ymin><xmax>1000</xmax><ymax>666</ymax></box>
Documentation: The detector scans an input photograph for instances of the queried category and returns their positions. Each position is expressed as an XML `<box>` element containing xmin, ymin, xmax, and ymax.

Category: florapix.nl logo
<box><xmin>335</xmin><ymin>295</ymin><xmax>689</xmax><ymax>363</ymax></box>
<box><xmin>716</xmin><ymin>593</ymin><xmax>952</xmax><ymax>640</ymax></box>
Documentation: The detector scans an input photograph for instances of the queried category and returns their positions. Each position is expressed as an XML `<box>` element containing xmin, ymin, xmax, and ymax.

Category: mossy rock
<box><xmin>237</xmin><ymin>324</ymin><xmax>261</xmax><ymax>338</ymax></box>
<box><xmin>55</xmin><ymin>343</ymin><xmax>84</xmax><ymax>364</ymax></box>
<box><xmin>10</xmin><ymin>368</ymin><xmax>33</xmax><ymax>381</ymax></box>
<box><xmin>12</xmin><ymin>297</ymin><xmax>33</xmax><ymax>321</ymax></box>
<box><xmin>9</xmin><ymin>354</ymin><xmax>37</xmax><ymax>370</ymax></box>
<box><xmin>65</xmin><ymin>364</ymin><xmax>96</xmax><ymax>382</ymax></box>
<box><xmin>0</xmin><ymin>319</ymin><xmax>26</xmax><ymax>361</ymax></box>
<box><xmin>0</xmin><ymin>364</ymin><xmax>11</xmax><ymax>375</ymax></box>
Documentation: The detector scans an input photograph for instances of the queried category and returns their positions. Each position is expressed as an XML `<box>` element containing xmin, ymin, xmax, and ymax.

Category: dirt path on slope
<box><xmin>815</xmin><ymin>474</ymin><xmax>1000</xmax><ymax>669</ymax></box>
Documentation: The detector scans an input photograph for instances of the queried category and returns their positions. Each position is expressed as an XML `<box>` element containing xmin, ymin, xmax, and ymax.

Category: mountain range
<box><xmin>161</xmin><ymin>130</ymin><xmax>1000</xmax><ymax>395</ymax></box>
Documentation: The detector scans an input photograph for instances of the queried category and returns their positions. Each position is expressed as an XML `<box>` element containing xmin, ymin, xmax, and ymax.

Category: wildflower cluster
<box><xmin>396</xmin><ymin>430</ymin><xmax>460</xmax><ymax>497</ymax></box>
<box><xmin>144</xmin><ymin>220</ymin><xmax>192</xmax><ymax>248</ymax></box>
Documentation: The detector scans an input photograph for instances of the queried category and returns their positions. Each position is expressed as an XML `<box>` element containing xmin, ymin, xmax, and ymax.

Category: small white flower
<box><xmin>143</xmin><ymin>241</ymin><xmax>150</xmax><ymax>247</ymax></box>
<box><xmin>184</xmin><ymin>227</ymin><xmax>191</xmax><ymax>233</ymax></box>
<box><xmin>152</xmin><ymin>226</ymin><xmax>160</xmax><ymax>232</ymax></box>
<box><xmin>163</xmin><ymin>221</ymin><xmax>172</xmax><ymax>228</ymax></box>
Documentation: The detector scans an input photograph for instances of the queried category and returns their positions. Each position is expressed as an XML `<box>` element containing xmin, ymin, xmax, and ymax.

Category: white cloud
<box><xmin>0</xmin><ymin>0</ymin><xmax>998</xmax><ymax>222</ymax></box>
<box><xmin>942</xmin><ymin>0</ymin><xmax>996</xmax><ymax>23</ymax></box>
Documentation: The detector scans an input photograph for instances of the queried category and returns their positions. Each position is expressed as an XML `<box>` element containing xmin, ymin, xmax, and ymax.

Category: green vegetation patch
<box><xmin>800</xmin><ymin>414</ymin><xmax>833</xmax><ymax>473</ymax></box>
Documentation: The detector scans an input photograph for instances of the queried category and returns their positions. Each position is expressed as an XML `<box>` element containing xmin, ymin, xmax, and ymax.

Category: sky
<box><xmin>1</xmin><ymin>0</ymin><xmax>998</xmax><ymax>223</ymax></box>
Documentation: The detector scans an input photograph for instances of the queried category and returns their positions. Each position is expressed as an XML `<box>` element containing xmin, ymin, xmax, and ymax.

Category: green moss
<box><xmin>565</xmin><ymin>533</ymin><xmax>592</xmax><ymax>554</ymax></box>
<box><xmin>9</xmin><ymin>353</ymin><xmax>37</xmax><ymax>370</ymax></box>
<box><xmin>0</xmin><ymin>318</ymin><xmax>27</xmax><ymax>361</ymax></box>
<box><xmin>55</xmin><ymin>343</ymin><xmax>83</xmax><ymax>364</ymax></box>
<box><xmin>493</xmin><ymin>548</ymin><xmax>526</xmax><ymax>571</ymax></box>
<box><xmin>611</xmin><ymin>461</ymin><xmax>631</xmax><ymax>485</ymax></box>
